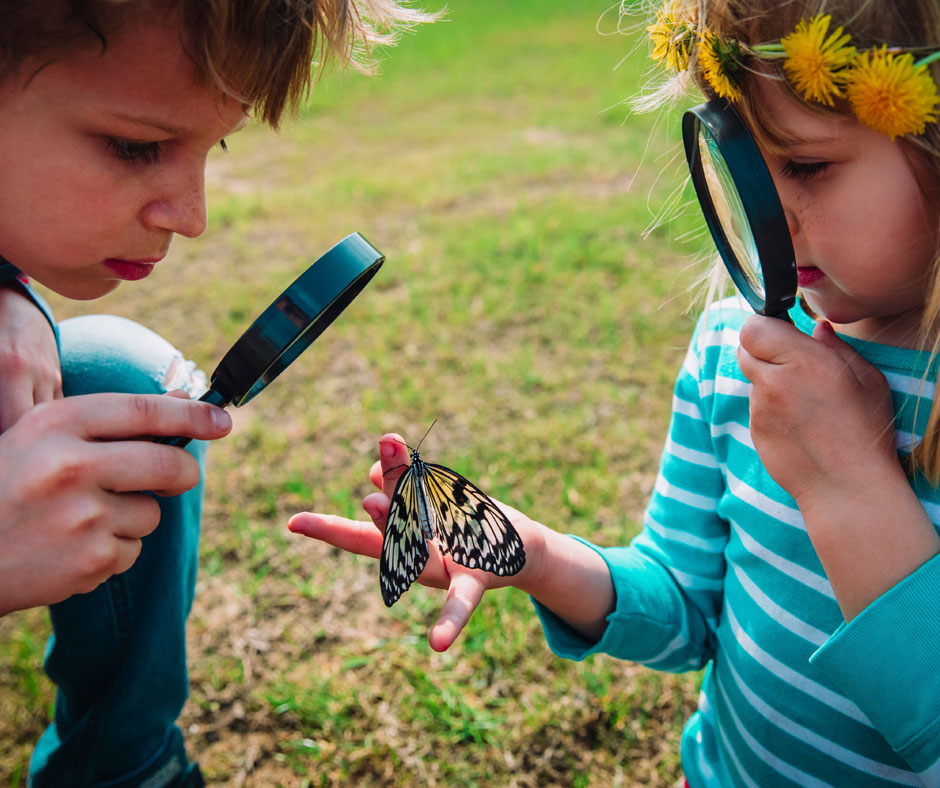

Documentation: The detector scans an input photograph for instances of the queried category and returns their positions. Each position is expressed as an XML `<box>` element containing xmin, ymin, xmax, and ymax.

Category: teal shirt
<box><xmin>534</xmin><ymin>298</ymin><xmax>940</xmax><ymax>787</ymax></box>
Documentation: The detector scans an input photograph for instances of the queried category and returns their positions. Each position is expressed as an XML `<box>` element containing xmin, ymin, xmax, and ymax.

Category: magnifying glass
<box><xmin>682</xmin><ymin>98</ymin><xmax>797</xmax><ymax>320</ymax></box>
<box><xmin>159</xmin><ymin>232</ymin><xmax>384</xmax><ymax>447</ymax></box>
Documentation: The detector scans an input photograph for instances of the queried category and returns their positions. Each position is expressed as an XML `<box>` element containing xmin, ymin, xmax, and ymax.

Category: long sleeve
<box><xmin>810</xmin><ymin>552</ymin><xmax>940</xmax><ymax>784</ymax></box>
<box><xmin>534</xmin><ymin>317</ymin><xmax>730</xmax><ymax>672</ymax></box>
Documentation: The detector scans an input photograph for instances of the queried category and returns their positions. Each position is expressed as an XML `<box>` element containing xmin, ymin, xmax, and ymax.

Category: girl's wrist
<box><xmin>513</xmin><ymin>521</ymin><xmax>616</xmax><ymax>640</ymax></box>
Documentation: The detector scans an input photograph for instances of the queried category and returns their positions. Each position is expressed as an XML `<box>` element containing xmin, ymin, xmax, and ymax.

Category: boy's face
<box><xmin>752</xmin><ymin>81</ymin><xmax>940</xmax><ymax>346</ymax></box>
<box><xmin>0</xmin><ymin>13</ymin><xmax>248</xmax><ymax>299</ymax></box>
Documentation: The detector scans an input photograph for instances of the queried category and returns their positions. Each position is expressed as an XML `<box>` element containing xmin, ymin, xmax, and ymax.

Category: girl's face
<box><xmin>0</xmin><ymin>14</ymin><xmax>248</xmax><ymax>299</ymax></box>
<box><xmin>752</xmin><ymin>81</ymin><xmax>940</xmax><ymax>347</ymax></box>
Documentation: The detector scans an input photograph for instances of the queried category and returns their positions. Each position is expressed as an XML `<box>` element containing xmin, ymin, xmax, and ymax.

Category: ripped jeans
<box><xmin>29</xmin><ymin>315</ymin><xmax>208</xmax><ymax>788</ymax></box>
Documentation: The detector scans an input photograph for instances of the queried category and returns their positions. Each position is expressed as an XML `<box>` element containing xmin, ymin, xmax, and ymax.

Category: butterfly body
<box><xmin>380</xmin><ymin>447</ymin><xmax>526</xmax><ymax>607</ymax></box>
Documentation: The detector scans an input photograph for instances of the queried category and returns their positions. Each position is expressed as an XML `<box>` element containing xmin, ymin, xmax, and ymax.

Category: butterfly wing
<box><xmin>380</xmin><ymin>465</ymin><xmax>430</xmax><ymax>607</ymax></box>
<box><xmin>422</xmin><ymin>463</ymin><xmax>526</xmax><ymax>576</ymax></box>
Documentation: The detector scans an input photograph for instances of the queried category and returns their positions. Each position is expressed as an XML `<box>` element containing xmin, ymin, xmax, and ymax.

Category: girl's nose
<box><xmin>141</xmin><ymin>165</ymin><xmax>208</xmax><ymax>239</ymax></box>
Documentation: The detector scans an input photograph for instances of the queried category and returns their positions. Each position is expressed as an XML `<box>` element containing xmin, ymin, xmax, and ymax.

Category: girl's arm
<box><xmin>739</xmin><ymin>315</ymin><xmax>940</xmax><ymax>776</ymax></box>
<box><xmin>0</xmin><ymin>282</ymin><xmax>62</xmax><ymax>431</ymax></box>
<box><xmin>738</xmin><ymin>316</ymin><xmax>940</xmax><ymax>620</ymax></box>
<box><xmin>289</xmin><ymin>433</ymin><xmax>617</xmax><ymax>651</ymax></box>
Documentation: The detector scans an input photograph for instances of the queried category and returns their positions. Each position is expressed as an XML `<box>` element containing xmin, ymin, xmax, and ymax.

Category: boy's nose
<box><xmin>141</xmin><ymin>166</ymin><xmax>208</xmax><ymax>239</ymax></box>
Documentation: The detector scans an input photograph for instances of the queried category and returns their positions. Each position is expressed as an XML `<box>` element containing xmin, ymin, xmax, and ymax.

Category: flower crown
<box><xmin>648</xmin><ymin>6</ymin><xmax>940</xmax><ymax>139</ymax></box>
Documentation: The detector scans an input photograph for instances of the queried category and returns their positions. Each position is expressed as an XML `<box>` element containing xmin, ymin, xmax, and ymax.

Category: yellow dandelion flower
<box><xmin>781</xmin><ymin>14</ymin><xmax>855</xmax><ymax>105</ymax></box>
<box><xmin>699</xmin><ymin>32</ymin><xmax>743</xmax><ymax>101</ymax></box>
<box><xmin>648</xmin><ymin>5</ymin><xmax>695</xmax><ymax>71</ymax></box>
<box><xmin>846</xmin><ymin>47</ymin><xmax>940</xmax><ymax>139</ymax></box>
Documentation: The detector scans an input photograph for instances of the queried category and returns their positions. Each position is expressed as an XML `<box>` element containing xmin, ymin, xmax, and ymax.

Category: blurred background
<box><xmin>0</xmin><ymin>1</ymin><xmax>712</xmax><ymax>785</ymax></box>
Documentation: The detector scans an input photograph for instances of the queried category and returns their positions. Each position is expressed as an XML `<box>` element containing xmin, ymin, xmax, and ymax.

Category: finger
<box><xmin>0</xmin><ymin>380</ymin><xmax>34</xmax><ymax>432</ymax></box>
<box><xmin>90</xmin><ymin>441</ymin><xmax>202</xmax><ymax>495</ymax></box>
<box><xmin>811</xmin><ymin>321</ymin><xmax>879</xmax><ymax>383</ymax></box>
<box><xmin>369</xmin><ymin>460</ymin><xmax>383</xmax><ymax>490</ymax></box>
<box><xmin>736</xmin><ymin>342</ymin><xmax>762</xmax><ymax>384</ymax></box>
<box><xmin>738</xmin><ymin>314</ymin><xmax>805</xmax><ymax>365</ymax></box>
<box><xmin>378</xmin><ymin>433</ymin><xmax>411</xmax><ymax>498</ymax></box>
<box><xmin>114</xmin><ymin>537</ymin><xmax>145</xmax><ymax>575</ymax></box>
<box><xmin>47</xmin><ymin>392</ymin><xmax>231</xmax><ymax>441</ymax></box>
<box><xmin>163</xmin><ymin>389</ymin><xmax>192</xmax><ymax>400</ymax></box>
<box><xmin>109</xmin><ymin>492</ymin><xmax>163</xmax><ymax>539</ymax></box>
<box><xmin>361</xmin><ymin>491</ymin><xmax>391</xmax><ymax>535</ymax></box>
<box><xmin>428</xmin><ymin>571</ymin><xmax>487</xmax><ymax>652</ymax></box>
<box><xmin>287</xmin><ymin>512</ymin><xmax>384</xmax><ymax>558</ymax></box>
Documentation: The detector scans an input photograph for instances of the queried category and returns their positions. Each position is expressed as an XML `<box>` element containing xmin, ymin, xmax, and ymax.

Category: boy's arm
<box><xmin>0</xmin><ymin>262</ymin><xmax>62</xmax><ymax>431</ymax></box>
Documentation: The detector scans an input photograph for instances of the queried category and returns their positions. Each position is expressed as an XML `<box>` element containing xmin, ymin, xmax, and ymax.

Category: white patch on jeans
<box><xmin>139</xmin><ymin>755</ymin><xmax>183</xmax><ymax>788</ymax></box>
<box><xmin>162</xmin><ymin>354</ymin><xmax>208</xmax><ymax>399</ymax></box>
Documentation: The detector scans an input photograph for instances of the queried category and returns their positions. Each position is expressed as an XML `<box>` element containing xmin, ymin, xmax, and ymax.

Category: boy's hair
<box><xmin>642</xmin><ymin>0</ymin><xmax>940</xmax><ymax>482</ymax></box>
<box><xmin>0</xmin><ymin>0</ymin><xmax>436</xmax><ymax>128</ymax></box>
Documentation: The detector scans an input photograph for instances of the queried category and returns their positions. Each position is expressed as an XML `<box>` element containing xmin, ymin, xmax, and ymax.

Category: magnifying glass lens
<box><xmin>697</xmin><ymin>131</ymin><xmax>765</xmax><ymax>299</ymax></box>
<box><xmin>682</xmin><ymin>99</ymin><xmax>796</xmax><ymax>320</ymax></box>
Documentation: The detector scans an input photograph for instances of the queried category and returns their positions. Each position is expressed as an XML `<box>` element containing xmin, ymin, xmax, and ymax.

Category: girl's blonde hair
<box><xmin>0</xmin><ymin>0</ymin><xmax>438</xmax><ymax>128</ymax></box>
<box><xmin>642</xmin><ymin>0</ymin><xmax>940</xmax><ymax>482</ymax></box>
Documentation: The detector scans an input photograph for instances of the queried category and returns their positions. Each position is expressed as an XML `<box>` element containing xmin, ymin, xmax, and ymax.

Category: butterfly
<box><xmin>379</xmin><ymin>426</ymin><xmax>526</xmax><ymax>607</ymax></box>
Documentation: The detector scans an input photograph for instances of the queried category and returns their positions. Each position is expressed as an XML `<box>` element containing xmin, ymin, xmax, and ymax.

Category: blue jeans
<box><xmin>28</xmin><ymin>315</ymin><xmax>208</xmax><ymax>788</ymax></box>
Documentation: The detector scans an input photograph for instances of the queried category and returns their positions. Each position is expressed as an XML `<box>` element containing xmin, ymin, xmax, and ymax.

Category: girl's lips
<box><xmin>797</xmin><ymin>266</ymin><xmax>825</xmax><ymax>287</ymax></box>
<box><xmin>103</xmin><ymin>258</ymin><xmax>158</xmax><ymax>281</ymax></box>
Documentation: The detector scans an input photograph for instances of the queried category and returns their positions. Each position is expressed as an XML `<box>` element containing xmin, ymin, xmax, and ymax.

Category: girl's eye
<box><xmin>106</xmin><ymin>138</ymin><xmax>163</xmax><ymax>164</ymax></box>
<box><xmin>781</xmin><ymin>159</ymin><xmax>830</xmax><ymax>180</ymax></box>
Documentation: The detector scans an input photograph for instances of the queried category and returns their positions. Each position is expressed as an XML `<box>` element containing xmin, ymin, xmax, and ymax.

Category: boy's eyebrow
<box><xmin>102</xmin><ymin>110</ymin><xmax>250</xmax><ymax>136</ymax></box>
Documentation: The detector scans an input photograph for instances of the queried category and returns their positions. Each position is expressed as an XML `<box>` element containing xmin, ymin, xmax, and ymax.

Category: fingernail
<box><xmin>211</xmin><ymin>407</ymin><xmax>232</xmax><ymax>430</ymax></box>
<box><xmin>380</xmin><ymin>441</ymin><xmax>396</xmax><ymax>458</ymax></box>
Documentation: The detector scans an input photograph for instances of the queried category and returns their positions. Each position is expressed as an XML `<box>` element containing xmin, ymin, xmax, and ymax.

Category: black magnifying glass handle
<box><xmin>153</xmin><ymin>232</ymin><xmax>384</xmax><ymax>449</ymax></box>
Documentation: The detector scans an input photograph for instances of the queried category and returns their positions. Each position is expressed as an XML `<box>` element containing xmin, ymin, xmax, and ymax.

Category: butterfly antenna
<box><xmin>414</xmin><ymin>418</ymin><xmax>438</xmax><ymax>452</ymax></box>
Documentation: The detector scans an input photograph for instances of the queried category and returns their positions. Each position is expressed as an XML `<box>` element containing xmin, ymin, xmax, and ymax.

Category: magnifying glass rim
<box><xmin>209</xmin><ymin>231</ymin><xmax>384</xmax><ymax>406</ymax></box>
<box><xmin>682</xmin><ymin>98</ymin><xmax>797</xmax><ymax>318</ymax></box>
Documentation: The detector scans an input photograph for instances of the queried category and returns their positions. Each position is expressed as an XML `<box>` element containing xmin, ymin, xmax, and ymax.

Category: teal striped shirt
<box><xmin>535</xmin><ymin>298</ymin><xmax>940</xmax><ymax>787</ymax></box>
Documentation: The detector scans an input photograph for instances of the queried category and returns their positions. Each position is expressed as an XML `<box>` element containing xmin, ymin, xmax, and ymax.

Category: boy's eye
<box><xmin>106</xmin><ymin>137</ymin><xmax>163</xmax><ymax>164</ymax></box>
<box><xmin>781</xmin><ymin>160</ymin><xmax>830</xmax><ymax>180</ymax></box>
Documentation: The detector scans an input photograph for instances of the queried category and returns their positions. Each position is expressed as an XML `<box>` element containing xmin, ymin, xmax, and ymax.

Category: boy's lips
<box><xmin>797</xmin><ymin>266</ymin><xmax>825</xmax><ymax>287</ymax></box>
<box><xmin>103</xmin><ymin>257</ymin><xmax>161</xmax><ymax>281</ymax></box>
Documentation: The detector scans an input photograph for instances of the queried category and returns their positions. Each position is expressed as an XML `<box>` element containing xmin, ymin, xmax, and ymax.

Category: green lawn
<box><xmin>0</xmin><ymin>2</ymin><xmax>711</xmax><ymax>785</ymax></box>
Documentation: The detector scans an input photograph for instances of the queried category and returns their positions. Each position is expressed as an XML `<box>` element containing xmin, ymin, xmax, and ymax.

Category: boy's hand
<box><xmin>289</xmin><ymin>433</ymin><xmax>545</xmax><ymax>652</ymax></box>
<box><xmin>0</xmin><ymin>284</ymin><xmax>62</xmax><ymax>432</ymax></box>
<box><xmin>0</xmin><ymin>392</ymin><xmax>232</xmax><ymax>616</ymax></box>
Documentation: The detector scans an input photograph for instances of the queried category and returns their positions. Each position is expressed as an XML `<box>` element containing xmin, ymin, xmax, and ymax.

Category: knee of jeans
<box><xmin>58</xmin><ymin>315</ymin><xmax>208</xmax><ymax>398</ymax></box>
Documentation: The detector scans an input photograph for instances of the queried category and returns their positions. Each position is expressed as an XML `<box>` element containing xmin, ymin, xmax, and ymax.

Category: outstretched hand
<box><xmin>288</xmin><ymin>433</ymin><xmax>544</xmax><ymax>652</ymax></box>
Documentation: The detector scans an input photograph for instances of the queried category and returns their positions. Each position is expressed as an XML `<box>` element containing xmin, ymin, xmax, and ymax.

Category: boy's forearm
<box><xmin>518</xmin><ymin>524</ymin><xmax>616</xmax><ymax>643</ymax></box>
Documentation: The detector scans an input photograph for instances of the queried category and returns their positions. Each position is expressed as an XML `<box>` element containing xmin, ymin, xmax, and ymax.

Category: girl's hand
<box><xmin>0</xmin><ymin>391</ymin><xmax>232</xmax><ymax>616</ymax></box>
<box><xmin>0</xmin><ymin>284</ymin><xmax>62</xmax><ymax>432</ymax></box>
<box><xmin>737</xmin><ymin>316</ymin><xmax>940</xmax><ymax>619</ymax></box>
<box><xmin>289</xmin><ymin>433</ymin><xmax>549</xmax><ymax>652</ymax></box>
<box><xmin>737</xmin><ymin>316</ymin><xmax>898</xmax><ymax>502</ymax></box>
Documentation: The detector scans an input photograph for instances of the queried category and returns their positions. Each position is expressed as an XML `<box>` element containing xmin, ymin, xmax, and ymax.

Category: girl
<box><xmin>0</xmin><ymin>1</ymin><xmax>432</xmax><ymax>786</ymax></box>
<box><xmin>289</xmin><ymin>0</ymin><xmax>940</xmax><ymax>785</ymax></box>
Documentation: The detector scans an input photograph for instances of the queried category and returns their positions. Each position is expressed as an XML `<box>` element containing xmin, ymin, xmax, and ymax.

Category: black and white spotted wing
<box><xmin>380</xmin><ymin>449</ymin><xmax>526</xmax><ymax>607</ymax></box>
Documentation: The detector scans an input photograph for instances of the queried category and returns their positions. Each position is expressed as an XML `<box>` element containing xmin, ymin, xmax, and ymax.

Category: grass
<box><xmin>0</xmin><ymin>1</ymin><xmax>712</xmax><ymax>785</ymax></box>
